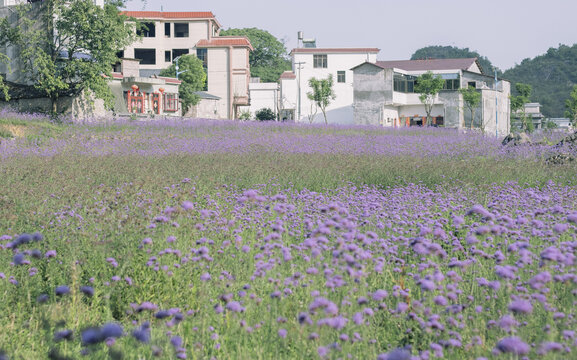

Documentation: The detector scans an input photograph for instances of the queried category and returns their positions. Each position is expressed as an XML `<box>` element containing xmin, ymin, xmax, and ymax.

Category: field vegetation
<box><xmin>1</xmin><ymin>114</ymin><xmax>576</xmax><ymax>359</ymax></box>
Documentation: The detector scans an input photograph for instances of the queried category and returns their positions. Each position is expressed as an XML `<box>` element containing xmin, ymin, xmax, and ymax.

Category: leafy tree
<box><xmin>219</xmin><ymin>28</ymin><xmax>291</xmax><ymax>83</ymax></box>
<box><xmin>307</xmin><ymin>75</ymin><xmax>335</xmax><ymax>124</ymax></box>
<box><xmin>255</xmin><ymin>108</ymin><xmax>276</xmax><ymax>121</ymax></box>
<box><xmin>503</xmin><ymin>43</ymin><xmax>577</xmax><ymax>117</ymax></box>
<box><xmin>2</xmin><ymin>0</ymin><xmax>135</xmax><ymax>114</ymax></box>
<box><xmin>415</xmin><ymin>71</ymin><xmax>445</xmax><ymax>126</ymax></box>
<box><xmin>459</xmin><ymin>85</ymin><xmax>482</xmax><ymax>129</ymax></box>
<box><xmin>510</xmin><ymin>83</ymin><xmax>534</xmax><ymax>132</ymax></box>
<box><xmin>0</xmin><ymin>16</ymin><xmax>22</xmax><ymax>101</ymax></box>
<box><xmin>411</xmin><ymin>45</ymin><xmax>499</xmax><ymax>76</ymax></box>
<box><xmin>159</xmin><ymin>55</ymin><xmax>206</xmax><ymax>113</ymax></box>
<box><xmin>565</xmin><ymin>85</ymin><xmax>577</xmax><ymax>127</ymax></box>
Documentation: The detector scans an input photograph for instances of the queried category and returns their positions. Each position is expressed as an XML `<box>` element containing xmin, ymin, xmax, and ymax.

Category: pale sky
<box><xmin>126</xmin><ymin>0</ymin><xmax>577</xmax><ymax>71</ymax></box>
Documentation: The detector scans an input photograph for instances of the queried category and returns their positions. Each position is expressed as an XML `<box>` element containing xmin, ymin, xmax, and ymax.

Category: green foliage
<box><xmin>307</xmin><ymin>75</ymin><xmax>335</xmax><ymax>124</ymax></box>
<box><xmin>159</xmin><ymin>55</ymin><xmax>206</xmax><ymax>113</ymax></box>
<box><xmin>511</xmin><ymin>83</ymin><xmax>534</xmax><ymax>132</ymax></box>
<box><xmin>415</xmin><ymin>71</ymin><xmax>445</xmax><ymax>126</ymax></box>
<box><xmin>255</xmin><ymin>108</ymin><xmax>276</xmax><ymax>121</ymax></box>
<box><xmin>219</xmin><ymin>28</ymin><xmax>291</xmax><ymax>82</ymax></box>
<box><xmin>238</xmin><ymin>110</ymin><xmax>252</xmax><ymax>120</ymax></box>
<box><xmin>459</xmin><ymin>86</ymin><xmax>481</xmax><ymax>129</ymax></box>
<box><xmin>565</xmin><ymin>85</ymin><xmax>577</xmax><ymax>126</ymax></box>
<box><xmin>503</xmin><ymin>43</ymin><xmax>577</xmax><ymax>117</ymax></box>
<box><xmin>6</xmin><ymin>0</ymin><xmax>135</xmax><ymax>112</ymax></box>
<box><xmin>411</xmin><ymin>45</ymin><xmax>499</xmax><ymax>75</ymax></box>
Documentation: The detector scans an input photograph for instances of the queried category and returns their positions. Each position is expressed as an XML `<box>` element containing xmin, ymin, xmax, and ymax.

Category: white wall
<box><xmin>291</xmin><ymin>51</ymin><xmax>377</xmax><ymax>124</ymax></box>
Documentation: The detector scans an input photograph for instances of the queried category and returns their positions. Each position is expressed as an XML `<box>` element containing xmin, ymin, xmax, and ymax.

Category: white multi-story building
<box><xmin>279</xmin><ymin>47</ymin><xmax>379</xmax><ymax>124</ymax></box>
<box><xmin>121</xmin><ymin>11</ymin><xmax>253</xmax><ymax>119</ymax></box>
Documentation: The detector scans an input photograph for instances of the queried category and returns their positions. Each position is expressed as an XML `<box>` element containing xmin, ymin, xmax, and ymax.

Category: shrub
<box><xmin>255</xmin><ymin>108</ymin><xmax>276</xmax><ymax>121</ymax></box>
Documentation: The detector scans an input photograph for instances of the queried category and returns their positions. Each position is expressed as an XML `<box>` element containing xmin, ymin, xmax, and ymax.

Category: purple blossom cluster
<box><xmin>3</xmin><ymin>177</ymin><xmax>576</xmax><ymax>358</ymax></box>
<box><xmin>1</xmin><ymin>119</ymin><xmax>574</xmax><ymax>160</ymax></box>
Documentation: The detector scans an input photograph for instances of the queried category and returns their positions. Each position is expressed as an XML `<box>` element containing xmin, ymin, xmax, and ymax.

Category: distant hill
<box><xmin>503</xmin><ymin>44</ymin><xmax>577</xmax><ymax>118</ymax></box>
<box><xmin>410</xmin><ymin>46</ymin><xmax>499</xmax><ymax>76</ymax></box>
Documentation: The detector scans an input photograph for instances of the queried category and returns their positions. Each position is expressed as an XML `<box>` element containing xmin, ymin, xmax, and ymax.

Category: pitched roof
<box><xmin>121</xmin><ymin>11</ymin><xmax>216</xmax><ymax>19</ymax></box>
<box><xmin>291</xmin><ymin>48</ymin><xmax>380</xmax><ymax>55</ymax></box>
<box><xmin>374</xmin><ymin>58</ymin><xmax>480</xmax><ymax>72</ymax></box>
<box><xmin>279</xmin><ymin>71</ymin><xmax>296</xmax><ymax>80</ymax></box>
<box><xmin>196</xmin><ymin>37</ymin><xmax>253</xmax><ymax>50</ymax></box>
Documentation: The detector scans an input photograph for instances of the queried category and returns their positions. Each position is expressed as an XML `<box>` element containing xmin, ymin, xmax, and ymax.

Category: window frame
<box><xmin>174</xmin><ymin>23</ymin><xmax>189</xmax><ymax>38</ymax></box>
<box><xmin>313</xmin><ymin>54</ymin><xmax>327</xmax><ymax>68</ymax></box>
<box><xmin>163</xmin><ymin>93</ymin><xmax>179</xmax><ymax>112</ymax></box>
<box><xmin>337</xmin><ymin>71</ymin><xmax>346</xmax><ymax>83</ymax></box>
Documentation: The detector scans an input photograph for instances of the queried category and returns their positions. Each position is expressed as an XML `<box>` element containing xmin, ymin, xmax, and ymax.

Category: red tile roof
<box><xmin>196</xmin><ymin>37</ymin><xmax>253</xmax><ymax>50</ymax></box>
<box><xmin>279</xmin><ymin>71</ymin><xmax>296</xmax><ymax>80</ymax></box>
<box><xmin>121</xmin><ymin>11</ymin><xmax>215</xmax><ymax>19</ymax></box>
<box><xmin>374</xmin><ymin>58</ymin><xmax>479</xmax><ymax>72</ymax></box>
<box><xmin>291</xmin><ymin>48</ymin><xmax>380</xmax><ymax>54</ymax></box>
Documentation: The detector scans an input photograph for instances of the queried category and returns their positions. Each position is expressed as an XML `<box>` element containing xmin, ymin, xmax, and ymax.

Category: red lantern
<box><xmin>158</xmin><ymin>87</ymin><xmax>165</xmax><ymax>93</ymax></box>
<box><xmin>131</xmin><ymin>84</ymin><xmax>139</xmax><ymax>92</ymax></box>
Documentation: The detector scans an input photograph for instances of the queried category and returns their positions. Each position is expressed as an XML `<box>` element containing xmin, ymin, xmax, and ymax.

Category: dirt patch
<box><xmin>0</xmin><ymin>124</ymin><xmax>28</xmax><ymax>138</ymax></box>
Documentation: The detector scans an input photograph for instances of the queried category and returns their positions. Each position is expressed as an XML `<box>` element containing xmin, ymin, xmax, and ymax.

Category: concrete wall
<box><xmin>205</xmin><ymin>47</ymin><xmax>230</xmax><ymax>119</ymax></box>
<box><xmin>352</xmin><ymin>63</ymin><xmax>386</xmax><ymax>126</ymax></box>
<box><xmin>0</xmin><ymin>89</ymin><xmax>110</xmax><ymax>120</ymax></box>
<box><xmin>292</xmin><ymin>51</ymin><xmax>377</xmax><ymax>124</ymax></box>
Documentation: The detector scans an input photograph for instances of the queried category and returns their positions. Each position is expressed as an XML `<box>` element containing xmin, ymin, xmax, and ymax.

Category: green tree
<box><xmin>2</xmin><ymin>0</ymin><xmax>135</xmax><ymax>114</ymax></box>
<box><xmin>159</xmin><ymin>55</ymin><xmax>206</xmax><ymax>114</ymax></box>
<box><xmin>307</xmin><ymin>75</ymin><xmax>335</xmax><ymax>125</ymax></box>
<box><xmin>219</xmin><ymin>28</ymin><xmax>291</xmax><ymax>83</ymax></box>
<box><xmin>415</xmin><ymin>71</ymin><xmax>445</xmax><ymax>126</ymax></box>
<box><xmin>510</xmin><ymin>83</ymin><xmax>533</xmax><ymax>132</ymax></box>
<box><xmin>565</xmin><ymin>85</ymin><xmax>577</xmax><ymax>127</ymax></box>
<box><xmin>503</xmin><ymin>43</ymin><xmax>577</xmax><ymax>117</ymax></box>
<box><xmin>459</xmin><ymin>85</ymin><xmax>481</xmax><ymax>129</ymax></box>
<box><xmin>255</xmin><ymin>108</ymin><xmax>276</xmax><ymax>121</ymax></box>
<box><xmin>411</xmin><ymin>45</ymin><xmax>499</xmax><ymax>76</ymax></box>
<box><xmin>0</xmin><ymin>16</ymin><xmax>22</xmax><ymax>101</ymax></box>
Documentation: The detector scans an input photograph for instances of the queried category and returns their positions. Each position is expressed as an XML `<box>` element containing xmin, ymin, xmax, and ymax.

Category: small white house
<box><xmin>280</xmin><ymin>47</ymin><xmax>380</xmax><ymax>124</ymax></box>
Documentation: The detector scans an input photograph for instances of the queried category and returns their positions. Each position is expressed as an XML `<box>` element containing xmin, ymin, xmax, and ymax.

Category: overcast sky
<box><xmin>126</xmin><ymin>0</ymin><xmax>577</xmax><ymax>71</ymax></box>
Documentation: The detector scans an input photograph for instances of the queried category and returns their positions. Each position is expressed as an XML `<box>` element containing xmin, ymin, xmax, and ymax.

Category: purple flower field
<box><xmin>0</xmin><ymin>117</ymin><xmax>576</xmax><ymax>359</ymax></box>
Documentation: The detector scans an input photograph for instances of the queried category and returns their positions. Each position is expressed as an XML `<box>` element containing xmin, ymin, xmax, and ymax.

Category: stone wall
<box><xmin>353</xmin><ymin>64</ymin><xmax>387</xmax><ymax>126</ymax></box>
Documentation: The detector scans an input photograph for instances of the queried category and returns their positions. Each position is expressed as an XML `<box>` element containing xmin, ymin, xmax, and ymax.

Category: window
<box><xmin>164</xmin><ymin>22</ymin><xmax>171</xmax><ymax>37</ymax></box>
<box><xmin>134</xmin><ymin>49</ymin><xmax>156</xmax><ymax>65</ymax></box>
<box><xmin>443</xmin><ymin>79</ymin><xmax>460</xmax><ymax>91</ymax></box>
<box><xmin>137</xmin><ymin>22</ymin><xmax>155</xmax><ymax>37</ymax></box>
<box><xmin>165</xmin><ymin>51</ymin><xmax>171</xmax><ymax>62</ymax></box>
<box><xmin>313</xmin><ymin>54</ymin><xmax>327</xmax><ymax>68</ymax></box>
<box><xmin>337</xmin><ymin>71</ymin><xmax>345</xmax><ymax>83</ymax></box>
<box><xmin>172</xmin><ymin>49</ymin><xmax>189</xmax><ymax>59</ymax></box>
<box><xmin>468</xmin><ymin>81</ymin><xmax>476</xmax><ymax>88</ymax></box>
<box><xmin>174</xmin><ymin>23</ymin><xmax>189</xmax><ymax>37</ymax></box>
<box><xmin>116</xmin><ymin>50</ymin><xmax>124</xmax><ymax>59</ymax></box>
<box><xmin>196</xmin><ymin>48</ymin><xmax>207</xmax><ymax>68</ymax></box>
<box><xmin>393</xmin><ymin>73</ymin><xmax>417</xmax><ymax>93</ymax></box>
<box><xmin>164</xmin><ymin>93</ymin><xmax>179</xmax><ymax>112</ymax></box>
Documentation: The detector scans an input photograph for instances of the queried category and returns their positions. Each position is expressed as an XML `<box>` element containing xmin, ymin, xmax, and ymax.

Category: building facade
<box><xmin>280</xmin><ymin>48</ymin><xmax>379</xmax><ymax>124</ymax></box>
<box><xmin>121</xmin><ymin>11</ymin><xmax>253</xmax><ymax>120</ymax></box>
<box><xmin>352</xmin><ymin>58</ymin><xmax>511</xmax><ymax>136</ymax></box>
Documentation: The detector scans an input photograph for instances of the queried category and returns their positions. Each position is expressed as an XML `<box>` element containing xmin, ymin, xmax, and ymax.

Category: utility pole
<box><xmin>295</xmin><ymin>61</ymin><xmax>305</xmax><ymax>122</ymax></box>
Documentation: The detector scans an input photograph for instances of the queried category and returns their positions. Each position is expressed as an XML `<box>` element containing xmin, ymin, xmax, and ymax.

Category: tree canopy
<box><xmin>307</xmin><ymin>75</ymin><xmax>335</xmax><ymax>124</ymax></box>
<box><xmin>159</xmin><ymin>54</ymin><xmax>206</xmax><ymax>114</ymax></box>
<box><xmin>415</xmin><ymin>71</ymin><xmax>445</xmax><ymax>126</ymax></box>
<box><xmin>510</xmin><ymin>83</ymin><xmax>534</xmax><ymax>132</ymax></box>
<box><xmin>411</xmin><ymin>45</ymin><xmax>499</xmax><ymax>76</ymax></box>
<box><xmin>504</xmin><ymin>43</ymin><xmax>577</xmax><ymax>118</ymax></box>
<box><xmin>219</xmin><ymin>28</ymin><xmax>291</xmax><ymax>83</ymax></box>
<box><xmin>1</xmin><ymin>0</ymin><xmax>135</xmax><ymax>113</ymax></box>
<box><xmin>564</xmin><ymin>85</ymin><xmax>577</xmax><ymax>126</ymax></box>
